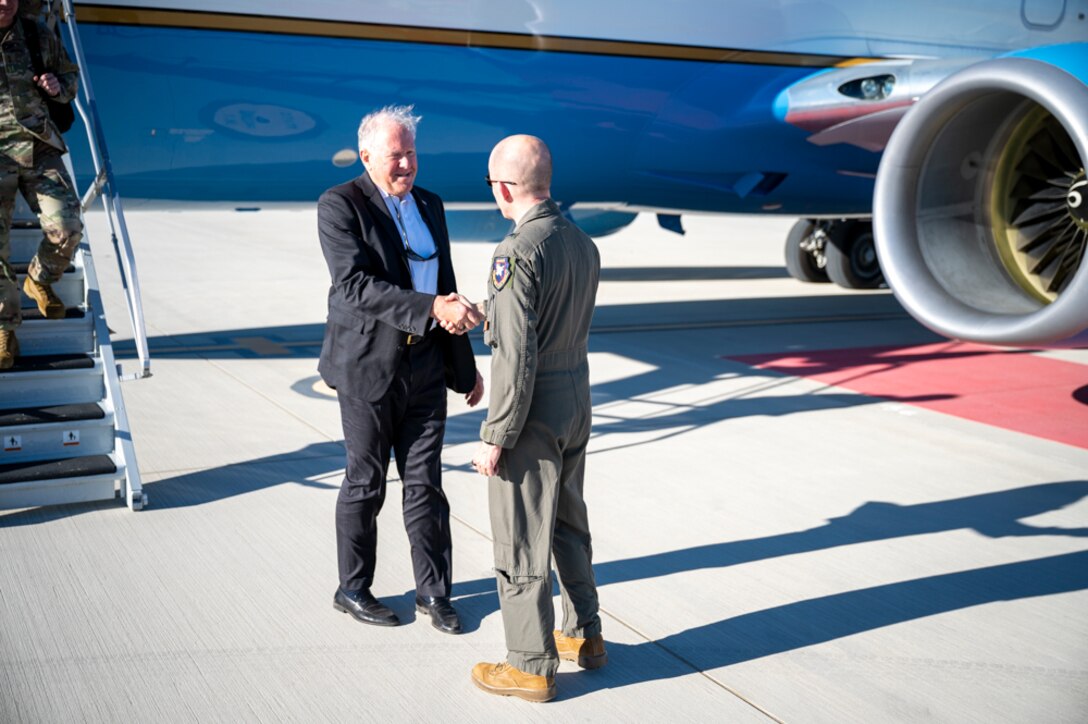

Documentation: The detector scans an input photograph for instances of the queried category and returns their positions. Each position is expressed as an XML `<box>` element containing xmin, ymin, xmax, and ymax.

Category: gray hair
<box><xmin>357</xmin><ymin>104</ymin><xmax>422</xmax><ymax>152</ymax></box>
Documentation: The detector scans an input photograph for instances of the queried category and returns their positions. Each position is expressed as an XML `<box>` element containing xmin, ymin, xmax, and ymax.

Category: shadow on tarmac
<box><xmin>2</xmin><ymin>443</ymin><xmax>1085</xmax><ymax>697</ymax></box>
<box><xmin>554</xmin><ymin>548</ymin><xmax>1088</xmax><ymax>699</ymax></box>
<box><xmin>7</xmin><ymin>307</ymin><xmax>1082</xmax><ymax>696</ymax></box>
<box><xmin>598</xmin><ymin>266</ymin><xmax>791</xmax><ymax>281</ymax></box>
<box><xmin>5</xmin><ymin>293</ymin><xmax>940</xmax><ymax>528</ymax></box>
<box><xmin>451</xmin><ymin>480</ymin><xmax>1088</xmax><ymax>697</ymax></box>
<box><xmin>447</xmin><ymin>479</ymin><xmax>1088</xmax><ymax>612</ymax></box>
<box><xmin>107</xmin><ymin>293</ymin><xmax>912</xmax><ymax>361</ymax></box>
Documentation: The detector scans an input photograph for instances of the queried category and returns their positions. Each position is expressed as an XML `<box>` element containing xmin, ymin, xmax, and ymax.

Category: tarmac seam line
<box><xmin>448</xmin><ymin>509</ymin><xmax>784</xmax><ymax>721</ymax></box>
<box><xmin>109</xmin><ymin>312</ymin><xmax>909</xmax><ymax>357</ymax></box>
<box><xmin>592</xmin><ymin>605</ymin><xmax>786</xmax><ymax>722</ymax></box>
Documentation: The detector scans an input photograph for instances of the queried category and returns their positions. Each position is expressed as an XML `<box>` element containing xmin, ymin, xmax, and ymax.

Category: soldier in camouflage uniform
<box><xmin>468</xmin><ymin>135</ymin><xmax>604</xmax><ymax>703</ymax></box>
<box><xmin>0</xmin><ymin>0</ymin><xmax>81</xmax><ymax>369</ymax></box>
<box><xmin>20</xmin><ymin>1</ymin><xmax>54</xmax><ymax>27</ymax></box>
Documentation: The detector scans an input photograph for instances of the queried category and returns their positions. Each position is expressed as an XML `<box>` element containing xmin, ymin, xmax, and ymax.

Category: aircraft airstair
<box><xmin>0</xmin><ymin>0</ymin><xmax>150</xmax><ymax>511</ymax></box>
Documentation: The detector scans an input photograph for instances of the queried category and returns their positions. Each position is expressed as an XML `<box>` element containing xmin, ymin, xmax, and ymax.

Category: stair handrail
<box><xmin>57</xmin><ymin>0</ymin><xmax>150</xmax><ymax>379</ymax></box>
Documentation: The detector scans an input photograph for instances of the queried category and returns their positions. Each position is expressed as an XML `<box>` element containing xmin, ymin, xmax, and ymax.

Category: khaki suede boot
<box><xmin>471</xmin><ymin>661</ymin><xmax>556</xmax><ymax>703</ymax></box>
<box><xmin>23</xmin><ymin>277</ymin><xmax>65</xmax><ymax>319</ymax></box>
<box><xmin>0</xmin><ymin>330</ymin><xmax>18</xmax><ymax>370</ymax></box>
<box><xmin>554</xmin><ymin>630</ymin><xmax>608</xmax><ymax>669</ymax></box>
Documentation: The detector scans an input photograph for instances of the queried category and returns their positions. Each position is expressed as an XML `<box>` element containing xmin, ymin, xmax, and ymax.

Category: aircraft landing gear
<box><xmin>785</xmin><ymin>218</ymin><xmax>884</xmax><ymax>289</ymax></box>
<box><xmin>826</xmin><ymin>220</ymin><xmax>884</xmax><ymax>289</ymax></box>
<box><xmin>784</xmin><ymin>219</ymin><xmax>829</xmax><ymax>283</ymax></box>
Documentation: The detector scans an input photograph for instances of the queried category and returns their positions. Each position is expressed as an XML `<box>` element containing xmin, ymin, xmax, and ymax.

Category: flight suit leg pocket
<box><xmin>488</xmin><ymin>472</ymin><xmax>546</xmax><ymax>576</ymax></box>
<box><xmin>483</xmin><ymin>293</ymin><xmax>499</xmax><ymax>348</ymax></box>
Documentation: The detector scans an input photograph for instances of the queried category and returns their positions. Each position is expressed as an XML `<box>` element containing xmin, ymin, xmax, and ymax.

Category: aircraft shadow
<box><xmin>556</xmin><ymin>548</ymin><xmax>1088</xmax><ymax>699</ymax></box>
<box><xmin>598</xmin><ymin>266</ymin><xmax>791</xmax><ymax>281</ymax></box>
<box><xmin>0</xmin><ymin>373</ymin><xmax>931</xmax><ymax>525</ymax></box>
<box><xmin>0</xmin><ymin>441</ymin><xmax>346</xmax><ymax>526</ymax></box>
<box><xmin>448</xmin><ymin>480</ymin><xmax>1088</xmax><ymax>639</ymax></box>
<box><xmin>108</xmin><ymin>293</ymin><xmax>914</xmax><ymax>361</ymax></box>
<box><xmin>2</xmin><ymin>332</ymin><xmax>958</xmax><ymax>525</ymax></box>
<box><xmin>3</xmin><ymin>452</ymin><xmax>1084</xmax><ymax>694</ymax></box>
<box><xmin>443</xmin><ymin>384</ymin><xmax>953</xmax><ymax>465</ymax></box>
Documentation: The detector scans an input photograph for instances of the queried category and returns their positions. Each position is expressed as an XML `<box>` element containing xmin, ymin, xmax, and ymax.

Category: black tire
<box><xmin>825</xmin><ymin>221</ymin><xmax>884</xmax><ymax>289</ymax></box>
<box><xmin>784</xmin><ymin>219</ymin><xmax>829</xmax><ymax>283</ymax></box>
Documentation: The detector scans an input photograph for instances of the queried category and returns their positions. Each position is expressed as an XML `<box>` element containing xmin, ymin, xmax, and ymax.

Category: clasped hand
<box><xmin>34</xmin><ymin>73</ymin><xmax>60</xmax><ymax>97</ymax></box>
<box><xmin>432</xmin><ymin>293</ymin><xmax>484</xmax><ymax>335</ymax></box>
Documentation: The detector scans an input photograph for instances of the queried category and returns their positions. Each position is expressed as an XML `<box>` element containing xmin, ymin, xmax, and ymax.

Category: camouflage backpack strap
<box><xmin>19</xmin><ymin>17</ymin><xmax>74</xmax><ymax>133</ymax></box>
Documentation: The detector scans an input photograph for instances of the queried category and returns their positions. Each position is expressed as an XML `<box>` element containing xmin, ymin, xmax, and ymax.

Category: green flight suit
<box><xmin>481</xmin><ymin>198</ymin><xmax>602</xmax><ymax>678</ymax></box>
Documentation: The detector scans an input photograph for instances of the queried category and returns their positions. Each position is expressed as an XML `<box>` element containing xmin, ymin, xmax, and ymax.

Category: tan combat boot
<box><xmin>554</xmin><ymin>630</ymin><xmax>608</xmax><ymax>669</ymax></box>
<box><xmin>0</xmin><ymin>329</ymin><xmax>18</xmax><ymax>370</ymax></box>
<box><xmin>471</xmin><ymin>661</ymin><xmax>556</xmax><ymax>703</ymax></box>
<box><xmin>23</xmin><ymin>277</ymin><xmax>65</xmax><ymax>319</ymax></box>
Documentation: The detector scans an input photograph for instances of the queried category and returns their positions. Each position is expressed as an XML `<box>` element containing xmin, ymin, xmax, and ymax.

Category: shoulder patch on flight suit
<box><xmin>491</xmin><ymin>256</ymin><xmax>514</xmax><ymax>290</ymax></box>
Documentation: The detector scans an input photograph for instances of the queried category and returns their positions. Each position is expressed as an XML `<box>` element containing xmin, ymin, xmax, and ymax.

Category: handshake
<box><xmin>431</xmin><ymin>293</ymin><xmax>485</xmax><ymax>335</ymax></box>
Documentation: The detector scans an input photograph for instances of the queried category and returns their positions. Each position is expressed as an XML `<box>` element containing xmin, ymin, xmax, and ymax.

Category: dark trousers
<box><xmin>334</xmin><ymin>339</ymin><xmax>452</xmax><ymax>597</ymax></box>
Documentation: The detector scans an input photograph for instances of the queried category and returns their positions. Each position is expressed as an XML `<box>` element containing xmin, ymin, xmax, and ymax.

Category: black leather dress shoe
<box><xmin>415</xmin><ymin>595</ymin><xmax>462</xmax><ymax>634</ymax></box>
<box><xmin>333</xmin><ymin>587</ymin><xmax>400</xmax><ymax>627</ymax></box>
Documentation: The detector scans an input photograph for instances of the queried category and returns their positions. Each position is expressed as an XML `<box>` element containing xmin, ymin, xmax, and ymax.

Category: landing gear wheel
<box><xmin>784</xmin><ymin>219</ymin><xmax>829</xmax><ymax>283</ymax></box>
<box><xmin>825</xmin><ymin>221</ymin><xmax>884</xmax><ymax>289</ymax></box>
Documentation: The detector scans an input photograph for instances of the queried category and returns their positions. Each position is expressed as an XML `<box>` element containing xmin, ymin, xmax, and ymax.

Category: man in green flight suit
<box><xmin>0</xmin><ymin>0</ymin><xmax>81</xmax><ymax>369</ymax></box>
<box><xmin>468</xmin><ymin>134</ymin><xmax>606</xmax><ymax>703</ymax></box>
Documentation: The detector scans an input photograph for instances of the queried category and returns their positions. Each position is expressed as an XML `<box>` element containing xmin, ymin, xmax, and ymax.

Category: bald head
<box><xmin>489</xmin><ymin>135</ymin><xmax>552</xmax><ymax>198</ymax></box>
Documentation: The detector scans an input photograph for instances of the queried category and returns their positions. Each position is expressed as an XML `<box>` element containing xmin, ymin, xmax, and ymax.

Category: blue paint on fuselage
<box><xmin>1005</xmin><ymin>42</ymin><xmax>1088</xmax><ymax>77</ymax></box>
<box><xmin>69</xmin><ymin>24</ymin><xmax>883</xmax><ymax>213</ymax></box>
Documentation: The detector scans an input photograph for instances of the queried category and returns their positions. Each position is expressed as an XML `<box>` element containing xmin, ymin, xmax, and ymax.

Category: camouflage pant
<box><xmin>0</xmin><ymin>150</ymin><xmax>83</xmax><ymax>330</ymax></box>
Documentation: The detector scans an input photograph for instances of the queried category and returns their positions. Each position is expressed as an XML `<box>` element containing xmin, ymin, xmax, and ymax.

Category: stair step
<box><xmin>13</xmin><ymin>308</ymin><xmax>94</xmax><ymax>356</ymax></box>
<box><xmin>20</xmin><ymin>306</ymin><xmax>85</xmax><ymax>322</ymax></box>
<box><xmin>1</xmin><ymin>353</ymin><xmax>95</xmax><ymax>373</ymax></box>
<box><xmin>0</xmin><ymin>402</ymin><xmax>105</xmax><ymax>427</ymax></box>
<box><xmin>9</xmin><ymin>226</ymin><xmax>47</xmax><ymax>264</ymax></box>
<box><xmin>0</xmin><ymin>455</ymin><xmax>124</xmax><ymax>509</ymax></box>
<box><xmin>11</xmin><ymin>262</ymin><xmax>76</xmax><ymax>275</ymax></box>
<box><xmin>0</xmin><ymin>403</ymin><xmax>115</xmax><ymax>464</ymax></box>
<box><xmin>0</xmin><ymin>354</ymin><xmax>104</xmax><ymax>409</ymax></box>
<box><xmin>13</xmin><ymin>261</ymin><xmax>84</xmax><ymax>310</ymax></box>
<box><xmin>0</xmin><ymin>453</ymin><xmax>116</xmax><ymax>485</ymax></box>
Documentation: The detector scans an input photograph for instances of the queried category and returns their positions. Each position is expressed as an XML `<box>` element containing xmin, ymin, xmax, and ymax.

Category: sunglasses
<box><xmin>484</xmin><ymin>175</ymin><xmax>518</xmax><ymax>187</ymax></box>
<box><xmin>390</xmin><ymin>203</ymin><xmax>438</xmax><ymax>262</ymax></box>
<box><xmin>403</xmin><ymin>244</ymin><xmax>437</xmax><ymax>262</ymax></box>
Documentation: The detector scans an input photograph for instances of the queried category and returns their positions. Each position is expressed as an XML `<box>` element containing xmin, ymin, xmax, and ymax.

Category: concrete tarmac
<box><xmin>1</xmin><ymin>208</ymin><xmax>1086</xmax><ymax>722</ymax></box>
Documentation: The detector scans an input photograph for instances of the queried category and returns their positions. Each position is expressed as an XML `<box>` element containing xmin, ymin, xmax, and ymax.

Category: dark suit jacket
<box><xmin>317</xmin><ymin>171</ymin><xmax>476</xmax><ymax>401</ymax></box>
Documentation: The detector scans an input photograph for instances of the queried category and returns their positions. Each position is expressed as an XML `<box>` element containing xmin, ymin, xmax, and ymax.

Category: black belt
<box><xmin>407</xmin><ymin>333</ymin><xmax>426</xmax><ymax>345</ymax></box>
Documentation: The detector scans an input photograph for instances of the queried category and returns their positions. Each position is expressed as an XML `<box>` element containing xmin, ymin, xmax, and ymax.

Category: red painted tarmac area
<box><xmin>730</xmin><ymin>342</ymin><xmax>1088</xmax><ymax>450</ymax></box>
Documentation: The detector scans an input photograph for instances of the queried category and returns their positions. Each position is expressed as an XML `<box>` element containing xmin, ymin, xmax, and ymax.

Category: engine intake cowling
<box><xmin>873</xmin><ymin>50</ymin><xmax>1088</xmax><ymax>346</ymax></box>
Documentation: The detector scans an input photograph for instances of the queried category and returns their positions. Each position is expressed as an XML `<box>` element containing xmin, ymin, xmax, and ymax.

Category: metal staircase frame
<box><xmin>0</xmin><ymin>0</ymin><xmax>150</xmax><ymax>511</ymax></box>
<box><xmin>60</xmin><ymin>0</ymin><xmax>150</xmax><ymax>382</ymax></box>
<box><xmin>78</xmin><ymin>191</ymin><xmax>145</xmax><ymax>509</ymax></box>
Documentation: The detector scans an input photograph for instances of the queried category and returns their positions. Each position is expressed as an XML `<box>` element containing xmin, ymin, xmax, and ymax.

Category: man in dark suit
<box><xmin>318</xmin><ymin>105</ymin><xmax>483</xmax><ymax>635</ymax></box>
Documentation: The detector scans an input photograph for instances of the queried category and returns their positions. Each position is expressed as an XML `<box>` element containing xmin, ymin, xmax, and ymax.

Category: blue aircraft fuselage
<box><xmin>67</xmin><ymin>1</ymin><xmax>1087</xmax><ymax>215</ymax></box>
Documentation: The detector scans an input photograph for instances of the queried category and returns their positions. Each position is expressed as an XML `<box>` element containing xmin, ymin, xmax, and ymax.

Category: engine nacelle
<box><xmin>873</xmin><ymin>45</ymin><xmax>1088</xmax><ymax>346</ymax></box>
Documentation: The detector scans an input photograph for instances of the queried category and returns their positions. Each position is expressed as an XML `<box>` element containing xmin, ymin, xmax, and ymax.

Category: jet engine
<box><xmin>873</xmin><ymin>47</ymin><xmax>1088</xmax><ymax>346</ymax></box>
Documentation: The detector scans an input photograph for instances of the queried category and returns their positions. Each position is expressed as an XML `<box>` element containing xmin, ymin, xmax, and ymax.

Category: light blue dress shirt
<box><xmin>377</xmin><ymin>186</ymin><xmax>439</xmax><ymax>296</ymax></box>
